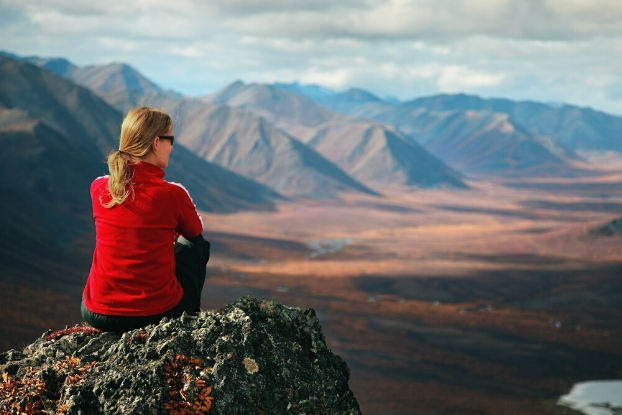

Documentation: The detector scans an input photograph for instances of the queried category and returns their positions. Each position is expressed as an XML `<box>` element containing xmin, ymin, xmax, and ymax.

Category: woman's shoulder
<box><xmin>164</xmin><ymin>180</ymin><xmax>194</xmax><ymax>199</ymax></box>
<box><xmin>90</xmin><ymin>175</ymin><xmax>109</xmax><ymax>193</ymax></box>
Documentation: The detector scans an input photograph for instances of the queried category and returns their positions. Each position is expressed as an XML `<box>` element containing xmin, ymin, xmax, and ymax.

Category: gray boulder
<box><xmin>0</xmin><ymin>296</ymin><xmax>361</xmax><ymax>415</ymax></box>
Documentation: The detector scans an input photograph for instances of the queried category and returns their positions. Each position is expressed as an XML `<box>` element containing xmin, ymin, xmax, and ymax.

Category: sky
<box><xmin>2</xmin><ymin>0</ymin><xmax>622</xmax><ymax>115</ymax></box>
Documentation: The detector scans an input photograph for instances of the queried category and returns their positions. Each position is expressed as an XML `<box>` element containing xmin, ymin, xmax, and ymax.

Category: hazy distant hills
<box><xmin>405</xmin><ymin>94</ymin><xmax>622</xmax><ymax>153</ymax></box>
<box><xmin>10</xmin><ymin>50</ymin><xmax>622</xmax><ymax>184</ymax></box>
<box><xmin>205</xmin><ymin>82</ymin><xmax>466</xmax><ymax>188</ymax></box>
<box><xmin>292</xmin><ymin>87</ymin><xmax>622</xmax><ymax>158</ymax></box>
<box><xmin>20</xmin><ymin>57</ymin><xmax>380</xmax><ymax>197</ymax></box>
<box><xmin>205</xmin><ymin>81</ymin><xmax>338</xmax><ymax>133</ymax></box>
<box><xmin>377</xmin><ymin>106</ymin><xmax>577</xmax><ymax>176</ymax></box>
<box><xmin>302</xmin><ymin>89</ymin><xmax>589</xmax><ymax>177</ymax></box>
<box><xmin>23</xmin><ymin>56</ymin><xmax>466</xmax><ymax>191</ymax></box>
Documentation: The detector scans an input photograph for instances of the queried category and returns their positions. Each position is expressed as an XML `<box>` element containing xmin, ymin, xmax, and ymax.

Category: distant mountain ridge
<box><xmin>8</xmin><ymin>50</ymin><xmax>622</xmax><ymax>183</ymax></box>
<box><xmin>159</xmin><ymin>96</ymin><xmax>378</xmax><ymax>198</ymax></box>
<box><xmin>311</xmin><ymin>89</ymin><xmax>622</xmax><ymax>154</ymax></box>
<box><xmin>1</xmin><ymin>52</ymin><xmax>182</xmax><ymax>112</ymax></box>
<box><xmin>204</xmin><ymin>82</ymin><xmax>466</xmax><ymax>189</ymax></box>
<box><xmin>401</xmin><ymin>94</ymin><xmax>622</xmax><ymax>153</ymax></box>
<box><xmin>12</xmin><ymin>55</ymin><xmax>383</xmax><ymax>197</ymax></box>
<box><xmin>6</xmin><ymin>53</ymin><xmax>466</xmax><ymax>190</ymax></box>
<box><xmin>308</xmin><ymin>90</ymin><xmax>607</xmax><ymax>177</ymax></box>
<box><xmin>273</xmin><ymin>82</ymin><xmax>338</xmax><ymax>100</ymax></box>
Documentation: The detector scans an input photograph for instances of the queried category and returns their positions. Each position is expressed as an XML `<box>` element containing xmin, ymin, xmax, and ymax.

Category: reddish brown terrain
<box><xmin>199</xmin><ymin>171</ymin><xmax>622</xmax><ymax>415</ymax></box>
<box><xmin>3</xmin><ymin>171</ymin><xmax>622</xmax><ymax>415</ymax></box>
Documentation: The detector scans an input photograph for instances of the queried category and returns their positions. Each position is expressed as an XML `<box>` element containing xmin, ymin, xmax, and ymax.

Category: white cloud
<box><xmin>240</xmin><ymin>36</ymin><xmax>364</xmax><ymax>55</ymax></box>
<box><xmin>221</xmin><ymin>0</ymin><xmax>622</xmax><ymax>41</ymax></box>
<box><xmin>299</xmin><ymin>68</ymin><xmax>353</xmax><ymax>89</ymax></box>
<box><xmin>1</xmin><ymin>0</ymin><xmax>622</xmax><ymax>114</ymax></box>
<box><xmin>436</xmin><ymin>66</ymin><xmax>506</xmax><ymax>91</ymax></box>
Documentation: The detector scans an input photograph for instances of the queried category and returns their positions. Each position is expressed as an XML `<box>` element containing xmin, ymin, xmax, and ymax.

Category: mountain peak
<box><xmin>73</xmin><ymin>62</ymin><xmax>163</xmax><ymax>95</ymax></box>
<box><xmin>272</xmin><ymin>82</ymin><xmax>338</xmax><ymax>99</ymax></box>
<box><xmin>0</xmin><ymin>51</ymin><xmax>78</xmax><ymax>77</ymax></box>
<box><xmin>204</xmin><ymin>80</ymin><xmax>250</xmax><ymax>104</ymax></box>
<box><xmin>331</xmin><ymin>88</ymin><xmax>381</xmax><ymax>104</ymax></box>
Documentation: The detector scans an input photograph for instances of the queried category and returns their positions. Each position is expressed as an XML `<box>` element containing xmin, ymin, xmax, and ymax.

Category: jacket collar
<box><xmin>131</xmin><ymin>161</ymin><xmax>165</xmax><ymax>178</ymax></box>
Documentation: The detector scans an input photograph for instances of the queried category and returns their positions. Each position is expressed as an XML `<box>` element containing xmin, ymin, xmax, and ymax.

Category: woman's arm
<box><xmin>169</xmin><ymin>182</ymin><xmax>204</xmax><ymax>238</ymax></box>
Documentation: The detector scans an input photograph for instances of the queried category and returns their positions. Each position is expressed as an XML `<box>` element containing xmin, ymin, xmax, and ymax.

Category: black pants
<box><xmin>81</xmin><ymin>234</ymin><xmax>210</xmax><ymax>332</ymax></box>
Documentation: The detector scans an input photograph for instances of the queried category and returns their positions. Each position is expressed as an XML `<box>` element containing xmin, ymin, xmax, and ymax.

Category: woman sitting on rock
<box><xmin>81</xmin><ymin>106</ymin><xmax>210</xmax><ymax>332</ymax></box>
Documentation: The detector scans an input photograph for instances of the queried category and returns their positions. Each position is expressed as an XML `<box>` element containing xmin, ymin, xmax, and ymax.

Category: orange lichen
<box><xmin>0</xmin><ymin>369</ymin><xmax>46</xmax><ymax>415</ymax></box>
<box><xmin>163</xmin><ymin>354</ymin><xmax>213</xmax><ymax>415</ymax></box>
<box><xmin>1</xmin><ymin>357</ymin><xmax>98</xmax><ymax>414</ymax></box>
<box><xmin>53</xmin><ymin>357</ymin><xmax>97</xmax><ymax>386</ymax></box>
<box><xmin>53</xmin><ymin>357</ymin><xmax>79</xmax><ymax>372</ymax></box>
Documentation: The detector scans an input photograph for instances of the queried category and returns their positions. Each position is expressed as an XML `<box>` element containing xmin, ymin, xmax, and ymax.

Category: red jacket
<box><xmin>83</xmin><ymin>162</ymin><xmax>204</xmax><ymax>316</ymax></box>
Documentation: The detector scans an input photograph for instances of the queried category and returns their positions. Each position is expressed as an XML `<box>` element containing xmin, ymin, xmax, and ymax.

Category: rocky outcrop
<box><xmin>0</xmin><ymin>297</ymin><xmax>361</xmax><ymax>415</ymax></box>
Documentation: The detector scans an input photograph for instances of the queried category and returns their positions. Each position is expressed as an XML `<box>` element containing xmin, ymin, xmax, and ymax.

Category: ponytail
<box><xmin>101</xmin><ymin>106</ymin><xmax>172</xmax><ymax>208</ymax></box>
<box><xmin>102</xmin><ymin>150</ymin><xmax>134</xmax><ymax>208</ymax></box>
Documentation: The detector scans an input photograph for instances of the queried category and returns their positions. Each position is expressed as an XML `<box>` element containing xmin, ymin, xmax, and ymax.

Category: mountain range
<box><xmin>23</xmin><ymin>58</ymin><xmax>468</xmax><ymax>194</ymax></box>
<box><xmin>20</xmin><ymin>51</ymin><xmax>622</xmax><ymax>183</ymax></box>
<box><xmin>3</xmin><ymin>50</ymin><xmax>622</xmax><ymax>246</ymax></box>
<box><xmin>3</xmin><ymin>50</ymin><xmax>622</xmax><ymax>230</ymax></box>
<box><xmin>303</xmin><ymin>90</ymin><xmax>596</xmax><ymax>177</ymax></box>
<box><xmin>291</xmin><ymin>86</ymin><xmax>622</xmax><ymax>157</ymax></box>
<box><xmin>14</xmin><ymin>56</ymin><xmax>384</xmax><ymax>198</ymax></box>
<box><xmin>160</xmin><ymin>95</ymin><xmax>377</xmax><ymax>198</ymax></box>
<box><xmin>204</xmin><ymin>82</ymin><xmax>466</xmax><ymax>188</ymax></box>
<box><xmin>0</xmin><ymin>54</ymin><xmax>279</xmax><ymax>296</ymax></box>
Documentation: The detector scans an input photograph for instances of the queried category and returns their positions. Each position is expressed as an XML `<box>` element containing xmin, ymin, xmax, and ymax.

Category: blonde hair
<box><xmin>103</xmin><ymin>106</ymin><xmax>172</xmax><ymax>208</ymax></box>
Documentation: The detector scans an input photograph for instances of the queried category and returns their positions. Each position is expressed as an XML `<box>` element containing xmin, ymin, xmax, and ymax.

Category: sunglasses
<box><xmin>159</xmin><ymin>135</ymin><xmax>174</xmax><ymax>145</ymax></box>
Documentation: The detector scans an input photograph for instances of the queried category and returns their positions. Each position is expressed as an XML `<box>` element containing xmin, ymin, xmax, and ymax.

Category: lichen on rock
<box><xmin>0</xmin><ymin>296</ymin><xmax>361</xmax><ymax>415</ymax></box>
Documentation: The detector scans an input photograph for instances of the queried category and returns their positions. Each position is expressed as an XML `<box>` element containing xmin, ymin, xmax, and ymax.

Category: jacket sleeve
<box><xmin>169</xmin><ymin>182</ymin><xmax>204</xmax><ymax>238</ymax></box>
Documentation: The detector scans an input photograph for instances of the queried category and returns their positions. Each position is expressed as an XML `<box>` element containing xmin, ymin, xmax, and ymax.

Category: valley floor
<box><xmin>200</xmin><ymin>173</ymin><xmax>622</xmax><ymax>415</ymax></box>
<box><xmin>3</xmin><ymin>172</ymin><xmax>622</xmax><ymax>415</ymax></box>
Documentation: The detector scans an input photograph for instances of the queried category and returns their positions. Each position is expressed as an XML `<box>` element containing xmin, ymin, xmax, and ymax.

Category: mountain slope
<box><xmin>0</xmin><ymin>55</ymin><xmax>279</xmax><ymax>213</ymax></box>
<box><xmin>205</xmin><ymin>82</ymin><xmax>466</xmax><ymax>188</ymax></box>
<box><xmin>6</xmin><ymin>53</ymin><xmax>181</xmax><ymax>113</ymax></box>
<box><xmin>17</xmin><ymin>56</ymin><xmax>375</xmax><ymax>198</ymax></box>
<box><xmin>159</xmin><ymin>97</ymin><xmax>377</xmax><ymax>198</ymax></box>
<box><xmin>0</xmin><ymin>55</ymin><xmax>279</xmax><ymax>276</ymax></box>
<box><xmin>405</xmin><ymin>93</ymin><xmax>622</xmax><ymax>154</ymax></box>
<box><xmin>394</xmin><ymin>109</ymin><xmax>579</xmax><ymax>177</ymax></box>
<box><xmin>67</xmin><ymin>63</ymin><xmax>181</xmax><ymax>112</ymax></box>
<box><xmin>312</xmin><ymin>90</ymin><xmax>585</xmax><ymax>177</ymax></box>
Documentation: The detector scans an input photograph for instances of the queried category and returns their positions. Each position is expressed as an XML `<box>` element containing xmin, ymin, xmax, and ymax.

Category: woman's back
<box><xmin>84</xmin><ymin>162</ymin><xmax>203</xmax><ymax>317</ymax></box>
<box><xmin>81</xmin><ymin>106</ymin><xmax>209</xmax><ymax>332</ymax></box>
